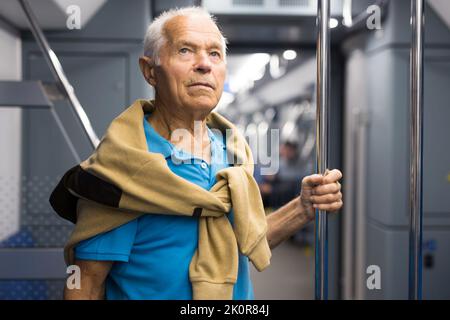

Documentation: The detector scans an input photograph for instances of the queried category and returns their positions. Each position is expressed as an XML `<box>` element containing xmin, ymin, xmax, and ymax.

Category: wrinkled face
<box><xmin>152</xmin><ymin>15</ymin><xmax>227</xmax><ymax>114</ymax></box>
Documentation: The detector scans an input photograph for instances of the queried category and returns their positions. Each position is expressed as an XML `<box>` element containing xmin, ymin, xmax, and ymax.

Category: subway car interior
<box><xmin>0</xmin><ymin>0</ymin><xmax>449</xmax><ymax>300</ymax></box>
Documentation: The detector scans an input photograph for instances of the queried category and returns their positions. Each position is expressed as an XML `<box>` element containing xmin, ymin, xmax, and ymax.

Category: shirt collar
<box><xmin>143</xmin><ymin>114</ymin><xmax>174</xmax><ymax>158</ymax></box>
<box><xmin>143</xmin><ymin>114</ymin><xmax>226</xmax><ymax>160</ymax></box>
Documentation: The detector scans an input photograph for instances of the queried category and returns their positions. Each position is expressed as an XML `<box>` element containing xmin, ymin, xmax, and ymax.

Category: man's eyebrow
<box><xmin>208</xmin><ymin>42</ymin><xmax>223</xmax><ymax>51</ymax></box>
<box><xmin>175</xmin><ymin>40</ymin><xmax>198</xmax><ymax>48</ymax></box>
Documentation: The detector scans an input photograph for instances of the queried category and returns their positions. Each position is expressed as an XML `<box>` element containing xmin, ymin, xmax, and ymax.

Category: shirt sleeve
<box><xmin>74</xmin><ymin>218</ymin><xmax>139</xmax><ymax>262</ymax></box>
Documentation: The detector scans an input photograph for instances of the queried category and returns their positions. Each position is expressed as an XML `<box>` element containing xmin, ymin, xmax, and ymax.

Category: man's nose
<box><xmin>194</xmin><ymin>51</ymin><xmax>212</xmax><ymax>74</ymax></box>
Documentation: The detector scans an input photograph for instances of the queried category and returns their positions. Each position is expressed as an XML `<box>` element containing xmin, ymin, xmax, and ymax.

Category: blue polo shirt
<box><xmin>74</xmin><ymin>112</ymin><xmax>254</xmax><ymax>300</ymax></box>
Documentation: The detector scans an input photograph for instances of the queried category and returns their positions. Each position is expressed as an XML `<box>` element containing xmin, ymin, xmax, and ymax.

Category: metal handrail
<box><xmin>315</xmin><ymin>0</ymin><xmax>330</xmax><ymax>301</ymax></box>
<box><xmin>18</xmin><ymin>0</ymin><xmax>99</xmax><ymax>149</ymax></box>
<box><xmin>409</xmin><ymin>0</ymin><xmax>425</xmax><ymax>301</ymax></box>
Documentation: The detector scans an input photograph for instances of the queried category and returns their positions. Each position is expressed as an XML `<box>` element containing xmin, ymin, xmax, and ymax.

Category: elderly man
<box><xmin>59</xmin><ymin>7</ymin><xmax>342</xmax><ymax>300</ymax></box>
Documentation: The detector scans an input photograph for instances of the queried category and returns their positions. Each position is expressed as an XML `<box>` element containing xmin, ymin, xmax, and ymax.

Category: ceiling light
<box><xmin>283</xmin><ymin>49</ymin><xmax>297</xmax><ymax>60</ymax></box>
<box><xmin>330</xmin><ymin>18</ymin><xmax>339</xmax><ymax>29</ymax></box>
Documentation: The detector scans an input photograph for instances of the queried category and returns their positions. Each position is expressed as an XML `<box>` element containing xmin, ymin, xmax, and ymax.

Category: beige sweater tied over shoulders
<box><xmin>49</xmin><ymin>99</ymin><xmax>271</xmax><ymax>300</ymax></box>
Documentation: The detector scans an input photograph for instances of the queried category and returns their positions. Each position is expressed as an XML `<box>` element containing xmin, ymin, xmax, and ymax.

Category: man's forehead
<box><xmin>164</xmin><ymin>15</ymin><xmax>223</xmax><ymax>45</ymax></box>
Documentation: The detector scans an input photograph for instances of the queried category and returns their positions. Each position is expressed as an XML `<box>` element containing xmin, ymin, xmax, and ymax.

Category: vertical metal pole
<box><xmin>409</xmin><ymin>0</ymin><xmax>425</xmax><ymax>300</ymax></box>
<box><xmin>315</xmin><ymin>0</ymin><xmax>330</xmax><ymax>300</ymax></box>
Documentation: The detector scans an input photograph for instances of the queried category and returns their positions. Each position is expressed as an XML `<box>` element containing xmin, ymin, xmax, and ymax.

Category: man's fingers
<box><xmin>301</xmin><ymin>169</ymin><xmax>343</xmax><ymax>212</ymax></box>
<box><xmin>313</xmin><ymin>182</ymin><xmax>341</xmax><ymax>195</ymax></box>
<box><xmin>302</xmin><ymin>169</ymin><xmax>342</xmax><ymax>188</ymax></box>
<box><xmin>302</xmin><ymin>174</ymin><xmax>324</xmax><ymax>188</ymax></box>
<box><xmin>322</xmin><ymin>169</ymin><xmax>342</xmax><ymax>184</ymax></box>
<box><xmin>311</xmin><ymin>192</ymin><xmax>342</xmax><ymax>204</ymax></box>
<box><xmin>313</xmin><ymin>200</ymin><xmax>343</xmax><ymax>212</ymax></box>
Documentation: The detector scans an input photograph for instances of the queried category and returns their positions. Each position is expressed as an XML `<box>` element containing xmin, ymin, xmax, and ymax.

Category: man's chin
<box><xmin>184</xmin><ymin>97</ymin><xmax>218</xmax><ymax>112</ymax></box>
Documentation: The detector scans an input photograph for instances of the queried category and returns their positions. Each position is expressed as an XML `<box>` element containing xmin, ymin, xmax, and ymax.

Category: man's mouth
<box><xmin>188</xmin><ymin>82</ymin><xmax>215</xmax><ymax>90</ymax></box>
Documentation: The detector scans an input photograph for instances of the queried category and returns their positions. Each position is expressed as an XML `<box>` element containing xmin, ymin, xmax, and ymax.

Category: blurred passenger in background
<box><xmin>258</xmin><ymin>140</ymin><xmax>314</xmax><ymax>246</ymax></box>
<box><xmin>259</xmin><ymin>141</ymin><xmax>304</xmax><ymax>207</ymax></box>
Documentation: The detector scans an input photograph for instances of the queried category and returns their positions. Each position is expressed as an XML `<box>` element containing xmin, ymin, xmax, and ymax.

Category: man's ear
<box><xmin>139</xmin><ymin>56</ymin><xmax>157</xmax><ymax>86</ymax></box>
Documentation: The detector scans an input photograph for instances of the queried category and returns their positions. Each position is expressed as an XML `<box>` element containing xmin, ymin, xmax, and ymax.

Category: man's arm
<box><xmin>266</xmin><ymin>169</ymin><xmax>343</xmax><ymax>250</ymax></box>
<box><xmin>64</xmin><ymin>259</ymin><xmax>113</xmax><ymax>300</ymax></box>
<box><xmin>266</xmin><ymin>196</ymin><xmax>312</xmax><ymax>250</ymax></box>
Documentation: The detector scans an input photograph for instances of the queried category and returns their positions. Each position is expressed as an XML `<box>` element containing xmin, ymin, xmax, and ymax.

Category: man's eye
<box><xmin>210</xmin><ymin>51</ymin><xmax>221</xmax><ymax>57</ymax></box>
<box><xmin>179</xmin><ymin>48</ymin><xmax>190</xmax><ymax>54</ymax></box>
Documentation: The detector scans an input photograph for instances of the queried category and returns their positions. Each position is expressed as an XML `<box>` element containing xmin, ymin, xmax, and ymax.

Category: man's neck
<box><xmin>148</xmin><ymin>100</ymin><xmax>212</xmax><ymax>162</ymax></box>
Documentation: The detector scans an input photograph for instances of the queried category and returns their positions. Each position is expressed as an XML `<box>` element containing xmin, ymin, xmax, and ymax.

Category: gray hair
<box><xmin>143</xmin><ymin>6</ymin><xmax>227</xmax><ymax>65</ymax></box>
